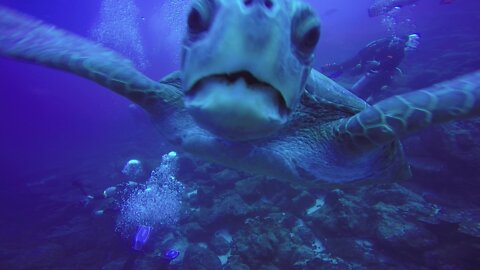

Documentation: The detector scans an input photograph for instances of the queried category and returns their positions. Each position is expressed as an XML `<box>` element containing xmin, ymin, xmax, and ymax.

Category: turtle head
<box><xmin>182</xmin><ymin>0</ymin><xmax>320</xmax><ymax>141</ymax></box>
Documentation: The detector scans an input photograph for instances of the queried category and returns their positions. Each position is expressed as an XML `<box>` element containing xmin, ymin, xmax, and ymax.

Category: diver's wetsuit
<box><xmin>322</xmin><ymin>36</ymin><xmax>407</xmax><ymax>101</ymax></box>
<box><xmin>80</xmin><ymin>181</ymin><xmax>144</xmax><ymax>215</ymax></box>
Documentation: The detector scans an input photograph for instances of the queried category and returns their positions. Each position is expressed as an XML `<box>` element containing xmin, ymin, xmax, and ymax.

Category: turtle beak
<box><xmin>185</xmin><ymin>70</ymin><xmax>289</xmax><ymax>141</ymax></box>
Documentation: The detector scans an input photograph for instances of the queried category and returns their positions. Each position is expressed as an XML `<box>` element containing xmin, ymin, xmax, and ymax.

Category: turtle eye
<box><xmin>188</xmin><ymin>0</ymin><xmax>216</xmax><ymax>35</ymax></box>
<box><xmin>291</xmin><ymin>8</ymin><xmax>321</xmax><ymax>61</ymax></box>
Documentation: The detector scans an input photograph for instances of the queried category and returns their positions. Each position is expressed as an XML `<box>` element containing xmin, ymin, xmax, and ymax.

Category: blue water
<box><xmin>1</xmin><ymin>0</ymin><xmax>480</xmax><ymax>269</ymax></box>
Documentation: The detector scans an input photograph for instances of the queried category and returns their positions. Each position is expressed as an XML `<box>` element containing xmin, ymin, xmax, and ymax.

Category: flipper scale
<box><xmin>336</xmin><ymin>71</ymin><xmax>480</xmax><ymax>151</ymax></box>
<box><xmin>0</xmin><ymin>6</ymin><xmax>182</xmax><ymax>110</ymax></box>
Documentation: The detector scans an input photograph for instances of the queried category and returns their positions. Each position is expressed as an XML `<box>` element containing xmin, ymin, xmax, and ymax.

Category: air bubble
<box><xmin>90</xmin><ymin>0</ymin><xmax>147</xmax><ymax>68</ymax></box>
<box><xmin>115</xmin><ymin>152</ymin><xmax>185</xmax><ymax>238</ymax></box>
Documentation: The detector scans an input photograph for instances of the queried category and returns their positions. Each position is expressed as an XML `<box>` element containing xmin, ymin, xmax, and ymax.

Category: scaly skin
<box><xmin>0</xmin><ymin>6</ymin><xmax>182</xmax><ymax>110</ymax></box>
<box><xmin>334</xmin><ymin>71</ymin><xmax>480</xmax><ymax>152</ymax></box>
<box><xmin>1</xmin><ymin>2</ymin><xmax>480</xmax><ymax>185</ymax></box>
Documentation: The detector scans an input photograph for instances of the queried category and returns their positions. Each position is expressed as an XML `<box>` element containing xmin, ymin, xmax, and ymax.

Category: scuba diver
<box><xmin>321</xmin><ymin>34</ymin><xmax>420</xmax><ymax>102</ymax></box>
<box><xmin>77</xmin><ymin>180</ymin><xmax>142</xmax><ymax>215</ymax></box>
<box><xmin>368</xmin><ymin>0</ymin><xmax>455</xmax><ymax>17</ymax></box>
<box><xmin>74</xmin><ymin>154</ymin><xmax>182</xmax><ymax>269</ymax></box>
<box><xmin>75</xmin><ymin>159</ymin><xmax>145</xmax><ymax>215</ymax></box>
<box><xmin>122</xmin><ymin>225</ymin><xmax>180</xmax><ymax>270</ymax></box>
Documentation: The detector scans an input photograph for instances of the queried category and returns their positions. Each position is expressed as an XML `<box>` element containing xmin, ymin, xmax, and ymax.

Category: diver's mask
<box><xmin>405</xmin><ymin>34</ymin><xmax>420</xmax><ymax>51</ymax></box>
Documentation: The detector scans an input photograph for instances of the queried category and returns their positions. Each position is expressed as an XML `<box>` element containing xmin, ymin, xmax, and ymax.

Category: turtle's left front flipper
<box><xmin>0</xmin><ymin>6</ymin><xmax>182</xmax><ymax>110</ymax></box>
<box><xmin>335</xmin><ymin>71</ymin><xmax>480</xmax><ymax>152</ymax></box>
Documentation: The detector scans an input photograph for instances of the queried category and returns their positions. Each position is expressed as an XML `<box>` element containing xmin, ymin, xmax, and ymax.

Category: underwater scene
<box><xmin>1</xmin><ymin>0</ymin><xmax>480</xmax><ymax>269</ymax></box>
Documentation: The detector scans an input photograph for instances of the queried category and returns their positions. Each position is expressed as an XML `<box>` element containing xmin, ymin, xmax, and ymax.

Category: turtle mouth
<box><xmin>184</xmin><ymin>70</ymin><xmax>289</xmax><ymax>140</ymax></box>
<box><xmin>187</xmin><ymin>71</ymin><xmax>287</xmax><ymax>111</ymax></box>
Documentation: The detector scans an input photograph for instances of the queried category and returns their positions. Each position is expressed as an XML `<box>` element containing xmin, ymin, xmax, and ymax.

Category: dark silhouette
<box><xmin>322</xmin><ymin>34</ymin><xmax>420</xmax><ymax>102</ymax></box>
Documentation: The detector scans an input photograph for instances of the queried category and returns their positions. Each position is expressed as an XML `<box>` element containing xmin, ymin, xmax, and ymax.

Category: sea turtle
<box><xmin>1</xmin><ymin>0</ymin><xmax>479</xmax><ymax>185</ymax></box>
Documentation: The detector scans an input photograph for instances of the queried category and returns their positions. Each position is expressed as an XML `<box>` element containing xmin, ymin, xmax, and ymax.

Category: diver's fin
<box><xmin>0</xmin><ymin>6</ymin><xmax>183</xmax><ymax>110</ymax></box>
<box><xmin>334</xmin><ymin>70</ymin><xmax>480</xmax><ymax>152</ymax></box>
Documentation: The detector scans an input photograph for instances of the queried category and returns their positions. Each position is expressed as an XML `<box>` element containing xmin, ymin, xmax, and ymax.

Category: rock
<box><xmin>264</xmin><ymin>212</ymin><xmax>297</xmax><ymax>228</ymax></box>
<box><xmin>291</xmin><ymin>191</ymin><xmax>316</xmax><ymax>214</ymax></box>
<box><xmin>224</xmin><ymin>255</ymin><xmax>250</xmax><ymax>270</ymax></box>
<box><xmin>280</xmin><ymin>244</ymin><xmax>315</xmax><ymax>267</ymax></box>
<box><xmin>308</xmin><ymin>189</ymin><xmax>371</xmax><ymax>236</ymax></box>
<box><xmin>324</xmin><ymin>238</ymin><xmax>378</xmax><ymax>264</ymax></box>
<box><xmin>304</xmin><ymin>257</ymin><xmax>367</xmax><ymax>270</ymax></box>
<box><xmin>259</xmin><ymin>265</ymin><xmax>279</xmax><ymax>270</ymax></box>
<box><xmin>363</xmin><ymin>183</ymin><xmax>424</xmax><ymax>206</ymax></box>
<box><xmin>262</xmin><ymin>178</ymin><xmax>298</xmax><ymax>207</ymax></box>
<box><xmin>234</xmin><ymin>177</ymin><xmax>297</xmax><ymax>207</ymax></box>
<box><xmin>210</xmin><ymin>234</ymin><xmax>231</xmax><ymax>255</ymax></box>
<box><xmin>196</xmin><ymin>186</ymin><xmax>215</xmax><ymax>207</ymax></box>
<box><xmin>293</xmin><ymin>224</ymin><xmax>316</xmax><ymax>244</ymax></box>
<box><xmin>424</xmin><ymin>243</ymin><xmax>480</xmax><ymax>270</ymax></box>
<box><xmin>181</xmin><ymin>222</ymin><xmax>207</xmax><ymax>242</ymax></box>
<box><xmin>374</xmin><ymin>202</ymin><xmax>438</xmax><ymax>250</ymax></box>
<box><xmin>212</xmin><ymin>169</ymin><xmax>242</xmax><ymax>188</ymax></box>
<box><xmin>196</xmin><ymin>192</ymin><xmax>252</xmax><ymax>228</ymax></box>
<box><xmin>183</xmin><ymin>244</ymin><xmax>222</xmax><ymax>270</ymax></box>
<box><xmin>232</xmin><ymin>214</ymin><xmax>319</xmax><ymax>268</ymax></box>
<box><xmin>213</xmin><ymin>193</ymin><xmax>252</xmax><ymax>221</ymax></box>
<box><xmin>235</xmin><ymin>176</ymin><xmax>264</xmax><ymax>203</ymax></box>
<box><xmin>458</xmin><ymin>220</ymin><xmax>480</xmax><ymax>238</ymax></box>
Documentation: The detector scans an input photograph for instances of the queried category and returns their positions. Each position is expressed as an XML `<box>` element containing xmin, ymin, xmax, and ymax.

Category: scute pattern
<box><xmin>335</xmin><ymin>71</ymin><xmax>480</xmax><ymax>151</ymax></box>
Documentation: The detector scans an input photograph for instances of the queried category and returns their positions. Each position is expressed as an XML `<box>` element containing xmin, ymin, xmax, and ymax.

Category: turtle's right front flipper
<box><xmin>335</xmin><ymin>70</ymin><xmax>480</xmax><ymax>152</ymax></box>
<box><xmin>0</xmin><ymin>6</ymin><xmax>183</xmax><ymax>110</ymax></box>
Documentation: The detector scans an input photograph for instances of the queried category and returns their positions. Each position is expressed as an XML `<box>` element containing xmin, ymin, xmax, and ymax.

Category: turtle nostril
<box><xmin>264</xmin><ymin>0</ymin><xmax>273</xmax><ymax>9</ymax></box>
<box><xmin>244</xmin><ymin>0</ymin><xmax>253</xmax><ymax>6</ymax></box>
